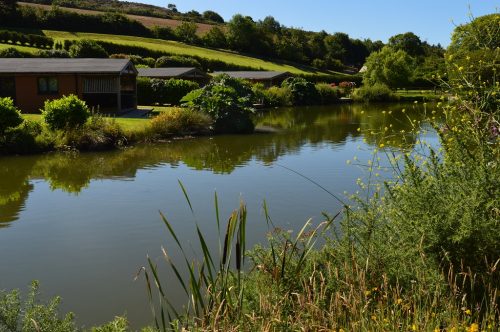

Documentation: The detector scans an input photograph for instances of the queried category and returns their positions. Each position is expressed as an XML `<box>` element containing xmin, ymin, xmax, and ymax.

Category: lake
<box><xmin>0</xmin><ymin>102</ymin><xmax>438</xmax><ymax>328</ymax></box>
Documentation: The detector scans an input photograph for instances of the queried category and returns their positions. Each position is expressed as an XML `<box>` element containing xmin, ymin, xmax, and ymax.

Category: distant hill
<box><xmin>18</xmin><ymin>2</ymin><xmax>216</xmax><ymax>34</ymax></box>
<box><xmin>18</xmin><ymin>0</ymin><xmax>224</xmax><ymax>24</ymax></box>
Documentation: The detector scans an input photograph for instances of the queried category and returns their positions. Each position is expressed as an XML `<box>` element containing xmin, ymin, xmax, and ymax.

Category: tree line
<box><xmin>0</xmin><ymin>2</ymin><xmax>445</xmax><ymax>74</ymax></box>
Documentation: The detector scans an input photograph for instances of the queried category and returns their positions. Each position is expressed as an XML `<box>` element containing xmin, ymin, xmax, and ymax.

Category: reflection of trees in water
<box><xmin>0</xmin><ymin>157</ymin><xmax>36</xmax><ymax>227</ymax></box>
<box><xmin>0</xmin><ymin>103</ymin><xmax>434</xmax><ymax>227</ymax></box>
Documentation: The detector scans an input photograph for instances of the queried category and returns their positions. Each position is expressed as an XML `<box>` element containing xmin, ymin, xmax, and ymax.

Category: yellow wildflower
<box><xmin>468</xmin><ymin>323</ymin><xmax>479</xmax><ymax>332</ymax></box>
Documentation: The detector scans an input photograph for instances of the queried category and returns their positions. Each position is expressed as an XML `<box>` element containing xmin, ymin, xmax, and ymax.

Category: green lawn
<box><xmin>0</xmin><ymin>43</ymin><xmax>39</xmax><ymax>53</ymax></box>
<box><xmin>22</xmin><ymin>113</ymin><xmax>151</xmax><ymax>132</ymax></box>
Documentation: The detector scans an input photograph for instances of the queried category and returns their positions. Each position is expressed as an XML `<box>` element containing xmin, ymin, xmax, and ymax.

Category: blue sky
<box><xmin>137</xmin><ymin>0</ymin><xmax>498</xmax><ymax>46</ymax></box>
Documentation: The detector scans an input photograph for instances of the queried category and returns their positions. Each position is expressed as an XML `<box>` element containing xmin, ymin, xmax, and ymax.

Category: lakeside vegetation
<box><xmin>0</xmin><ymin>1</ymin><xmax>498</xmax><ymax>330</ymax></box>
<box><xmin>140</xmin><ymin>13</ymin><xmax>498</xmax><ymax>331</ymax></box>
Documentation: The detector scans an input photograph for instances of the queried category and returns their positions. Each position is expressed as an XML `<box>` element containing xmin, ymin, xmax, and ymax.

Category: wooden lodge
<box><xmin>213</xmin><ymin>71</ymin><xmax>292</xmax><ymax>87</ymax></box>
<box><xmin>137</xmin><ymin>67</ymin><xmax>210</xmax><ymax>85</ymax></box>
<box><xmin>0</xmin><ymin>58</ymin><xmax>138</xmax><ymax>113</ymax></box>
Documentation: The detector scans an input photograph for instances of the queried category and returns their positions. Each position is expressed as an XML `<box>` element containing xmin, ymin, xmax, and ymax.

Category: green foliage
<box><xmin>0</xmin><ymin>30</ymin><xmax>53</xmax><ymax>49</ymax></box>
<box><xmin>0</xmin><ymin>97</ymin><xmax>23</xmax><ymax>134</ymax></box>
<box><xmin>362</xmin><ymin>46</ymin><xmax>416</xmax><ymax>88</ymax></box>
<box><xmin>261</xmin><ymin>86</ymin><xmax>293</xmax><ymax>106</ymax></box>
<box><xmin>202</xmin><ymin>26</ymin><xmax>227</xmax><ymax>49</ymax></box>
<box><xmin>388</xmin><ymin>32</ymin><xmax>425</xmax><ymax>57</ymax></box>
<box><xmin>150</xmin><ymin>25</ymin><xmax>176</xmax><ymax>41</ymax></box>
<box><xmin>0</xmin><ymin>47</ymin><xmax>30</xmax><ymax>58</ymax></box>
<box><xmin>148</xmin><ymin>108</ymin><xmax>211</xmax><ymax>138</ymax></box>
<box><xmin>226</xmin><ymin>14</ymin><xmax>260</xmax><ymax>53</ymax></box>
<box><xmin>0</xmin><ymin>120</ymin><xmax>51</xmax><ymax>155</ymax></box>
<box><xmin>136</xmin><ymin>77</ymin><xmax>155</xmax><ymax>105</ymax></box>
<box><xmin>446</xmin><ymin>14</ymin><xmax>500</xmax><ymax>111</ymax></box>
<box><xmin>181</xmin><ymin>74</ymin><xmax>255</xmax><ymax>134</ymax></box>
<box><xmin>0</xmin><ymin>281</ymin><xmax>77</xmax><ymax>332</ymax></box>
<box><xmin>351</xmin><ymin>83</ymin><xmax>397</xmax><ymax>102</ymax></box>
<box><xmin>281</xmin><ymin>77</ymin><xmax>320</xmax><ymax>105</ymax></box>
<box><xmin>56</xmin><ymin>114</ymin><xmax>126</xmax><ymax>150</ymax></box>
<box><xmin>139</xmin><ymin>78</ymin><xmax>200</xmax><ymax>105</ymax></box>
<box><xmin>174</xmin><ymin>21</ymin><xmax>199</xmax><ymax>44</ymax></box>
<box><xmin>155</xmin><ymin>55</ymin><xmax>201</xmax><ymax>68</ymax></box>
<box><xmin>315</xmin><ymin>83</ymin><xmax>340</xmax><ymax>104</ymax></box>
<box><xmin>202</xmin><ymin>10</ymin><xmax>224</xmax><ymax>23</ymax></box>
<box><xmin>42</xmin><ymin>95</ymin><xmax>90</xmax><ymax>131</ymax></box>
<box><xmin>36</xmin><ymin>49</ymin><xmax>70</xmax><ymax>58</ymax></box>
<box><xmin>68</xmin><ymin>39</ymin><xmax>108</xmax><ymax>58</ymax></box>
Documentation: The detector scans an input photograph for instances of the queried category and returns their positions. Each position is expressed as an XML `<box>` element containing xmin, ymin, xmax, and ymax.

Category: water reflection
<box><xmin>0</xmin><ymin>103</ymin><xmax>432</xmax><ymax>228</ymax></box>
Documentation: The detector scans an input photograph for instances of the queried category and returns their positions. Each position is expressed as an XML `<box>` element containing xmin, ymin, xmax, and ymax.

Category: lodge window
<box><xmin>38</xmin><ymin>77</ymin><xmax>58</xmax><ymax>94</ymax></box>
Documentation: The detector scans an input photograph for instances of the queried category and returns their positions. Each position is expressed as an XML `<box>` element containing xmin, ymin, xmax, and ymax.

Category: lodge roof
<box><xmin>0</xmin><ymin>58</ymin><xmax>135</xmax><ymax>74</ymax></box>
<box><xmin>213</xmin><ymin>71</ymin><xmax>291</xmax><ymax>80</ymax></box>
<box><xmin>137</xmin><ymin>67</ymin><xmax>208</xmax><ymax>78</ymax></box>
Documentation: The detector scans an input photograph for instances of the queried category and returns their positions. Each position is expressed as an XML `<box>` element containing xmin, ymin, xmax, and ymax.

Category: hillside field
<box><xmin>17</xmin><ymin>2</ymin><xmax>216</xmax><ymax>34</ymax></box>
<box><xmin>1</xmin><ymin>27</ymin><xmax>352</xmax><ymax>77</ymax></box>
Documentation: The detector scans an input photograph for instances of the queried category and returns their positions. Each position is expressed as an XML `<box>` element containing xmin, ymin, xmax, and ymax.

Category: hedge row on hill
<box><xmin>0</xmin><ymin>30</ymin><xmax>53</xmax><ymax>49</ymax></box>
<box><xmin>1</xmin><ymin>6</ymin><xmax>150</xmax><ymax>37</ymax></box>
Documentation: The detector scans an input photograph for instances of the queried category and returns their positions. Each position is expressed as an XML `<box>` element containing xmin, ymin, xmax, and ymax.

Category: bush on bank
<box><xmin>181</xmin><ymin>74</ymin><xmax>255</xmax><ymax>134</ymax></box>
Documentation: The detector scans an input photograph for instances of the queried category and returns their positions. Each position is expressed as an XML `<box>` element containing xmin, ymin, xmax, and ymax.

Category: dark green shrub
<box><xmin>155</xmin><ymin>55</ymin><xmax>201</xmax><ymax>68</ymax></box>
<box><xmin>351</xmin><ymin>83</ymin><xmax>398</xmax><ymax>102</ymax></box>
<box><xmin>139</xmin><ymin>78</ymin><xmax>199</xmax><ymax>105</ymax></box>
<box><xmin>166</xmin><ymin>79</ymin><xmax>200</xmax><ymax>105</ymax></box>
<box><xmin>315</xmin><ymin>83</ymin><xmax>340</xmax><ymax>104</ymax></box>
<box><xmin>42</xmin><ymin>95</ymin><xmax>90</xmax><ymax>131</ymax></box>
<box><xmin>0</xmin><ymin>120</ymin><xmax>51</xmax><ymax>154</ymax></box>
<box><xmin>281</xmin><ymin>77</ymin><xmax>320</xmax><ymax>105</ymax></box>
<box><xmin>69</xmin><ymin>39</ymin><xmax>108</xmax><ymax>58</ymax></box>
<box><xmin>149</xmin><ymin>108</ymin><xmax>211</xmax><ymax>138</ymax></box>
<box><xmin>0</xmin><ymin>97</ymin><xmax>23</xmax><ymax>134</ymax></box>
<box><xmin>151</xmin><ymin>25</ymin><xmax>177</xmax><ymax>40</ymax></box>
<box><xmin>181</xmin><ymin>74</ymin><xmax>255</xmax><ymax>134</ymax></box>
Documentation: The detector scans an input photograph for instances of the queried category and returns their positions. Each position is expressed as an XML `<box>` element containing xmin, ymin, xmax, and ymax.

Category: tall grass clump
<box><xmin>143</xmin><ymin>14</ymin><xmax>499</xmax><ymax>332</ymax></box>
<box><xmin>148</xmin><ymin>108</ymin><xmax>211</xmax><ymax>139</ymax></box>
<box><xmin>56</xmin><ymin>114</ymin><xmax>127</xmax><ymax>151</ymax></box>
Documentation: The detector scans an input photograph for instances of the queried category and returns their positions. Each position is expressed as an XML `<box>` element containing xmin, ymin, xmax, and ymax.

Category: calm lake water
<box><xmin>0</xmin><ymin>103</ymin><xmax>438</xmax><ymax>328</ymax></box>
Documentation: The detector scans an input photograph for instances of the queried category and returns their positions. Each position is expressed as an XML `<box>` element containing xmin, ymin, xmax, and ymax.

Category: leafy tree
<box><xmin>446</xmin><ymin>13</ymin><xmax>500</xmax><ymax>112</ymax></box>
<box><xmin>259</xmin><ymin>16</ymin><xmax>282</xmax><ymax>35</ymax></box>
<box><xmin>174</xmin><ymin>21</ymin><xmax>199</xmax><ymax>44</ymax></box>
<box><xmin>68</xmin><ymin>39</ymin><xmax>108</xmax><ymax>58</ymax></box>
<box><xmin>202</xmin><ymin>10</ymin><xmax>224</xmax><ymax>23</ymax></box>
<box><xmin>202</xmin><ymin>26</ymin><xmax>227</xmax><ymax>49</ymax></box>
<box><xmin>167</xmin><ymin>3</ymin><xmax>177</xmax><ymax>13</ymax></box>
<box><xmin>181</xmin><ymin>74</ymin><xmax>255</xmax><ymax>134</ymax></box>
<box><xmin>0</xmin><ymin>97</ymin><xmax>23</xmax><ymax>135</ymax></box>
<box><xmin>447</xmin><ymin>13</ymin><xmax>500</xmax><ymax>56</ymax></box>
<box><xmin>185</xmin><ymin>10</ymin><xmax>202</xmax><ymax>20</ymax></box>
<box><xmin>226</xmin><ymin>14</ymin><xmax>259</xmax><ymax>53</ymax></box>
<box><xmin>388</xmin><ymin>32</ymin><xmax>425</xmax><ymax>57</ymax></box>
<box><xmin>362</xmin><ymin>46</ymin><xmax>416</xmax><ymax>88</ymax></box>
<box><xmin>324</xmin><ymin>32</ymin><xmax>350</xmax><ymax>63</ymax></box>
